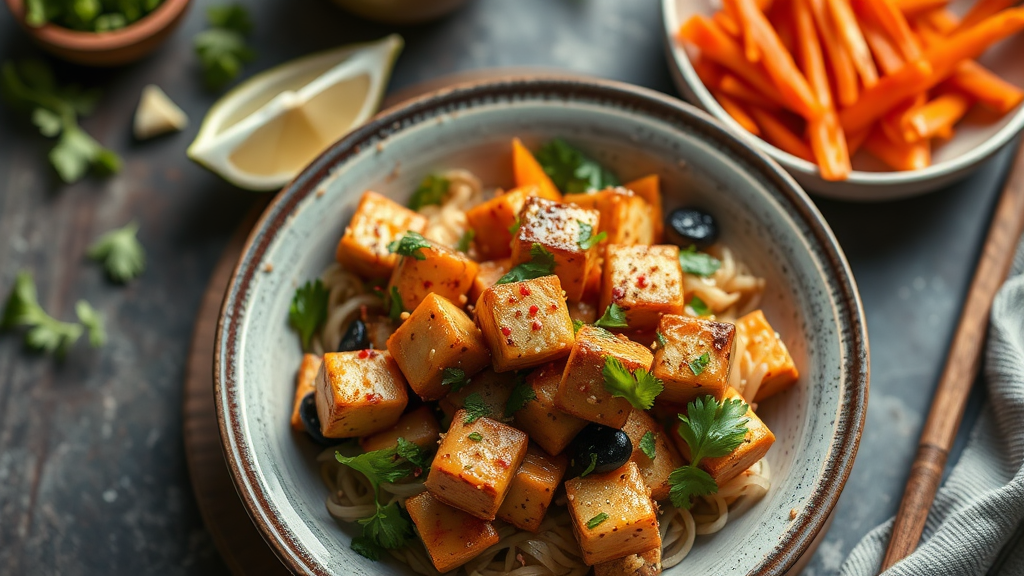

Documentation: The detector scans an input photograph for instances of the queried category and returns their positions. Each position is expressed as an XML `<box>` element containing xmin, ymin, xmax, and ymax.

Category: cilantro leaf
<box><xmin>508</xmin><ymin>216</ymin><xmax>521</xmax><ymax>237</ymax></box>
<box><xmin>387</xmin><ymin>231</ymin><xmax>431</xmax><ymax>261</ymax></box>
<box><xmin>678</xmin><ymin>396</ymin><xmax>750</xmax><ymax>464</ymax></box>
<box><xmin>668</xmin><ymin>464</ymin><xmax>718</xmax><ymax>510</ymax></box>
<box><xmin>75</xmin><ymin>300</ymin><xmax>106</xmax><ymax>348</ymax></box>
<box><xmin>688</xmin><ymin>352</ymin><xmax>711</xmax><ymax>376</ymax></box>
<box><xmin>534</xmin><ymin>139</ymin><xmax>620</xmax><ymax>193</ymax></box>
<box><xmin>288</xmin><ymin>279</ymin><xmax>329</xmax><ymax>351</ymax></box>
<box><xmin>601</xmin><ymin>357</ymin><xmax>664</xmax><ymax>411</ymax></box>
<box><xmin>456</xmin><ymin>229</ymin><xmax>475</xmax><ymax>253</ymax></box>
<box><xmin>358</xmin><ymin>501</ymin><xmax>413</xmax><ymax>550</ymax></box>
<box><xmin>408</xmin><ymin>174</ymin><xmax>449</xmax><ymax>211</ymax></box>
<box><xmin>462</xmin><ymin>392</ymin><xmax>490</xmax><ymax>424</ymax></box>
<box><xmin>594</xmin><ymin>303</ymin><xmax>628</xmax><ymax>329</ymax></box>
<box><xmin>396</xmin><ymin>437</ymin><xmax>432</xmax><ymax>472</ymax></box>
<box><xmin>640</xmin><ymin>431</ymin><xmax>657</xmax><ymax>460</ymax></box>
<box><xmin>388</xmin><ymin>286</ymin><xmax>405</xmax><ymax>323</ymax></box>
<box><xmin>87</xmin><ymin>222</ymin><xmax>145</xmax><ymax>282</ymax></box>
<box><xmin>586</xmin><ymin>512</ymin><xmax>609</xmax><ymax>529</ymax></box>
<box><xmin>194</xmin><ymin>5</ymin><xmax>254</xmax><ymax>90</ymax></box>
<box><xmin>579</xmin><ymin>453</ymin><xmax>598</xmax><ymax>477</ymax></box>
<box><xmin>504</xmin><ymin>379</ymin><xmax>536</xmax><ymax>417</ymax></box>
<box><xmin>577</xmin><ymin>220</ymin><xmax>607</xmax><ymax>251</ymax></box>
<box><xmin>2</xmin><ymin>271</ymin><xmax>84</xmax><ymax>357</ymax></box>
<box><xmin>335</xmin><ymin>448</ymin><xmax>413</xmax><ymax>488</ymax></box>
<box><xmin>350</xmin><ymin>536</ymin><xmax>383</xmax><ymax>561</ymax></box>
<box><xmin>679</xmin><ymin>246</ymin><xmax>721</xmax><ymax>277</ymax></box>
<box><xmin>572</xmin><ymin>319</ymin><xmax>584</xmax><ymax>334</ymax></box>
<box><xmin>655</xmin><ymin>331</ymin><xmax>668</xmax><ymax>348</ymax></box>
<box><xmin>441</xmin><ymin>367</ymin><xmax>470</xmax><ymax>392</ymax></box>
<box><xmin>495</xmin><ymin>243</ymin><xmax>555</xmax><ymax>285</ymax></box>
<box><xmin>689</xmin><ymin>296</ymin><xmax>711</xmax><ymax>317</ymax></box>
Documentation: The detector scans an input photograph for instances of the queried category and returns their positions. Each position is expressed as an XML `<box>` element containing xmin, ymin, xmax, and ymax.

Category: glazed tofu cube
<box><xmin>496</xmin><ymin>444</ymin><xmax>569</xmax><ymax>531</ymax></box>
<box><xmin>736</xmin><ymin>310</ymin><xmax>800</xmax><ymax>402</ymax></box>
<box><xmin>406</xmin><ymin>490</ymin><xmax>500</xmax><ymax>573</ymax></box>
<box><xmin>388</xmin><ymin>240</ymin><xmax>479</xmax><ymax>311</ymax></box>
<box><xmin>469</xmin><ymin>258</ymin><xmax>512</xmax><ymax>304</ymax></box>
<box><xmin>564</xmin><ymin>188</ymin><xmax>656</xmax><ymax>246</ymax></box>
<box><xmin>425</xmin><ymin>410</ymin><xmax>529</xmax><ymax>520</ymax></box>
<box><xmin>476</xmin><ymin>275</ymin><xmax>576</xmax><ymax>372</ymax></box>
<box><xmin>554</xmin><ymin>325</ymin><xmax>654</xmax><ymax>428</ymax></box>
<box><xmin>594</xmin><ymin>547</ymin><xmax>662</xmax><ymax>576</ymax></box>
<box><xmin>314</xmin><ymin>350</ymin><xmax>408</xmax><ymax>438</ymax></box>
<box><xmin>620</xmin><ymin>409</ymin><xmax>683</xmax><ymax>501</ymax></box>
<box><xmin>386</xmin><ymin>293</ymin><xmax>491</xmax><ymax>401</ymax></box>
<box><xmin>510</xmin><ymin>197</ymin><xmax>601</xmax><ymax>302</ymax></box>
<box><xmin>513</xmin><ymin>359</ymin><xmax>588</xmax><ymax>455</ymax></box>
<box><xmin>438</xmin><ymin>368</ymin><xmax>515</xmax><ymax>422</ymax></box>
<box><xmin>669</xmin><ymin>387</ymin><xmax>776</xmax><ymax>486</ymax></box>
<box><xmin>652</xmin><ymin>314</ymin><xmax>735</xmax><ymax>407</ymax></box>
<box><xmin>359</xmin><ymin>405</ymin><xmax>440</xmax><ymax>453</ymax></box>
<box><xmin>600</xmin><ymin>244</ymin><xmax>685</xmax><ymax>332</ymax></box>
<box><xmin>335</xmin><ymin>191</ymin><xmax>428</xmax><ymax>279</ymax></box>
<box><xmin>290</xmin><ymin>353</ymin><xmax>322</xmax><ymax>432</ymax></box>
<box><xmin>465</xmin><ymin>185</ymin><xmax>541</xmax><ymax>260</ymax></box>
<box><xmin>565</xmin><ymin>461</ymin><xmax>661</xmax><ymax>566</ymax></box>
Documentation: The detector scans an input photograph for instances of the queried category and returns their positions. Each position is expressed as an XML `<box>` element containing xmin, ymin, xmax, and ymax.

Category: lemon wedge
<box><xmin>134</xmin><ymin>85</ymin><xmax>188</xmax><ymax>140</ymax></box>
<box><xmin>187</xmin><ymin>34</ymin><xmax>403</xmax><ymax>191</ymax></box>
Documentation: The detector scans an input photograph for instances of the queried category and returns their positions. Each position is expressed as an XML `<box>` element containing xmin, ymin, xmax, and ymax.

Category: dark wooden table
<box><xmin>0</xmin><ymin>0</ymin><xmax>1013</xmax><ymax>574</ymax></box>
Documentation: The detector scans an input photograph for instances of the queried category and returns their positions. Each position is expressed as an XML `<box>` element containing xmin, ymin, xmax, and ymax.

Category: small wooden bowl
<box><xmin>5</xmin><ymin>0</ymin><xmax>191</xmax><ymax>67</ymax></box>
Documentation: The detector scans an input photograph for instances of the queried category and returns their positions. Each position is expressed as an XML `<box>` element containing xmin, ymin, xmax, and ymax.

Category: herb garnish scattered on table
<box><xmin>194</xmin><ymin>4</ymin><xmax>255</xmax><ymax>90</ymax></box>
<box><xmin>2</xmin><ymin>271</ymin><xmax>105</xmax><ymax>357</ymax></box>
<box><xmin>88</xmin><ymin>222</ymin><xmax>146</xmax><ymax>283</ymax></box>
<box><xmin>24</xmin><ymin>0</ymin><xmax>164</xmax><ymax>32</ymax></box>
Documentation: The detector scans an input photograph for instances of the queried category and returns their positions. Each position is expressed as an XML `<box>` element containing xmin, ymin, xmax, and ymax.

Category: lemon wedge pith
<box><xmin>187</xmin><ymin>34</ymin><xmax>403</xmax><ymax>191</ymax></box>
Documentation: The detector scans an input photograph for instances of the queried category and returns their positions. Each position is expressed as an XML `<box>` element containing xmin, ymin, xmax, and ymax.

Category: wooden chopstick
<box><xmin>881</xmin><ymin>139</ymin><xmax>1024</xmax><ymax>571</ymax></box>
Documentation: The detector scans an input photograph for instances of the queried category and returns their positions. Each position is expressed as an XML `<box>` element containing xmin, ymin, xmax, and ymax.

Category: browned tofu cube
<box><xmin>600</xmin><ymin>244</ymin><xmax>685</xmax><ymax>332</ymax></box>
<box><xmin>386</xmin><ymin>293</ymin><xmax>491</xmax><ymax>401</ymax></box>
<box><xmin>290</xmin><ymin>353</ymin><xmax>322</xmax><ymax>432</ymax></box>
<box><xmin>476</xmin><ymin>275</ymin><xmax>576</xmax><ymax>372</ymax></box>
<box><xmin>510</xmin><ymin>197</ymin><xmax>601</xmax><ymax>302</ymax></box>
<box><xmin>554</xmin><ymin>325</ymin><xmax>654</xmax><ymax>428</ymax></box>
<box><xmin>335</xmin><ymin>191</ymin><xmax>428</xmax><ymax>279</ymax></box>
<box><xmin>469</xmin><ymin>258</ymin><xmax>512</xmax><ymax>304</ymax></box>
<box><xmin>387</xmin><ymin>240</ymin><xmax>479</xmax><ymax>311</ymax></box>
<box><xmin>425</xmin><ymin>411</ymin><xmax>529</xmax><ymax>520</ymax></box>
<box><xmin>620</xmin><ymin>409</ymin><xmax>683</xmax><ymax>501</ymax></box>
<box><xmin>406</xmin><ymin>490</ymin><xmax>500</xmax><ymax>573</ymax></box>
<box><xmin>669</xmin><ymin>388</ymin><xmax>776</xmax><ymax>486</ymax></box>
<box><xmin>513</xmin><ymin>359</ymin><xmax>588</xmax><ymax>455</ymax></box>
<box><xmin>594</xmin><ymin>546</ymin><xmax>662</xmax><ymax>576</ymax></box>
<box><xmin>359</xmin><ymin>405</ymin><xmax>440</xmax><ymax>453</ymax></box>
<box><xmin>564</xmin><ymin>188</ymin><xmax>656</xmax><ymax>246</ymax></box>
<box><xmin>496</xmin><ymin>444</ymin><xmax>568</xmax><ymax>531</ymax></box>
<box><xmin>438</xmin><ymin>368</ymin><xmax>515</xmax><ymax>422</ymax></box>
<box><xmin>565</xmin><ymin>461</ymin><xmax>661</xmax><ymax>566</ymax></box>
<box><xmin>736</xmin><ymin>310</ymin><xmax>800</xmax><ymax>402</ymax></box>
<box><xmin>652</xmin><ymin>314</ymin><xmax>735</xmax><ymax>407</ymax></box>
<box><xmin>314</xmin><ymin>351</ymin><xmax>408</xmax><ymax>438</ymax></box>
<box><xmin>465</xmin><ymin>185</ymin><xmax>539</xmax><ymax>260</ymax></box>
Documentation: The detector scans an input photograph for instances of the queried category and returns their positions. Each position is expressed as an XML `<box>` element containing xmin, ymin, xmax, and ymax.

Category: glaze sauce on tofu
<box><xmin>290</xmin><ymin>137</ymin><xmax>797</xmax><ymax>575</ymax></box>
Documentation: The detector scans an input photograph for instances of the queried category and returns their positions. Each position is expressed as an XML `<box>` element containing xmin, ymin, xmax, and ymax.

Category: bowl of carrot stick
<box><xmin>664</xmin><ymin>0</ymin><xmax>1024</xmax><ymax>200</ymax></box>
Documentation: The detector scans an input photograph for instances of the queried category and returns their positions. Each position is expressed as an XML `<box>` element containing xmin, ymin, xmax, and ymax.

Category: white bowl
<box><xmin>662</xmin><ymin>0</ymin><xmax>1024</xmax><ymax>201</ymax></box>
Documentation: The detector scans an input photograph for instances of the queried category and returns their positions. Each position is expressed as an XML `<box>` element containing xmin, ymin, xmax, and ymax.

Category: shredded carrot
<box><xmin>858</xmin><ymin>0</ymin><xmax>921</xmax><ymax>60</ymax></box>
<box><xmin>839</xmin><ymin>59</ymin><xmax>933</xmax><ymax>133</ymax></box>
<box><xmin>808</xmin><ymin>111</ymin><xmax>852</xmax><ymax>180</ymax></box>
<box><xmin>715</xmin><ymin>91</ymin><xmax>763</xmax><ymax>135</ymax></box>
<box><xmin>893</xmin><ymin>0</ymin><xmax>948</xmax><ymax>16</ymax></box>
<box><xmin>956</xmin><ymin>0</ymin><xmax>1017</xmax><ymax>32</ymax></box>
<box><xmin>826</xmin><ymin>0</ymin><xmax>879</xmax><ymax>87</ymax></box>
<box><xmin>750</xmin><ymin>108</ymin><xmax>816</xmax><ymax>161</ymax></box>
<box><xmin>899</xmin><ymin>93</ymin><xmax>972</xmax><ymax>142</ymax></box>
<box><xmin>864</xmin><ymin>128</ymin><xmax>931</xmax><ymax>170</ymax></box>
<box><xmin>946</xmin><ymin>61</ymin><xmax>1024</xmax><ymax>114</ymax></box>
<box><xmin>861</xmin><ymin>17</ymin><xmax>906</xmax><ymax>75</ymax></box>
<box><xmin>808</xmin><ymin>0</ymin><xmax>860</xmax><ymax>106</ymax></box>
<box><xmin>718</xmin><ymin>74</ymin><xmax>783</xmax><ymax>108</ymax></box>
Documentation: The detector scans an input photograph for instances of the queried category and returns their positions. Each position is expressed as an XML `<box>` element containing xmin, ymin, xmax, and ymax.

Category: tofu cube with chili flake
<box><xmin>564</xmin><ymin>188</ymin><xmax>656</xmax><ymax>246</ymax></box>
<box><xmin>510</xmin><ymin>197</ymin><xmax>601</xmax><ymax>302</ymax></box>
<box><xmin>735</xmin><ymin>310</ymin><xmax>800</xmax><ymax>402</ymax></box>
<box><xmin>386</xmin><ymin>293</ymin><xmax>491</xmax><ymax>401</ymax></box>
<box><xmin>387</xmin><ymin>240</ymin><xmax>479</xmax><ymax>311</ymax></box>
<box><xmin>620</xmin><ymin>409</ymin><xmax>683</xmax><ymax>501</ymax></box>
<box><xmin>359</xmin><ymin>405</ymin><xmax>440</xmax><ymax>454</ymax></box>
<box><xmin>465</xmin><ymin>185</ymin><xmax>542</xmax><ymax>261</ymax></box>
<box><xmin>438</xmin><ymin>368</ymin><xmax>514</xmax><ymax>422</ymax></box>
<box><xmin>406</xmin><ymin>490</ymin><xmax>500</xmax><ymax>573</ymax></box>
<box><xmin>314</xmin><ymin>350</ymin><xmax>408</xmax><ymax>438</ymax></box>
<box><xmin>669</xmin><ymin>387</ymin><xmax>776</xmax><ymax>486</ymax></box>
<box><xmin>290</xmin><ymin>353</ymin><xmax>322</xmax><ymax>432</ymax></box>
<box><xmin>594</xmin><ymin>546</ymin><xmax>662</xmax><ymax>576</ymax></box>
<box><xmin>425</xmin><ymin>410</ymin><xmax>529</xmax><ymax>520</ymax></box>
<box><xmin>335</xmin><ymin>191</ymin><xmax>428</xmax><ymax>279</ymax></box>
<box><xmin>476</xmin><ymin>275</ymin><xmax>576</xmax><ymax>373</ymax></box>
<box><xmin>496</xmin><ymin>444</ymin><xmax>569</xmax><ymax>532</ymax></box>
<box><xmin>554</xmin><ymin>325</ymin><xmax>654</xmax><ymax>428</ymax></box>
<box><xmin>652</xmin><ymin>314</ymin><xmax>735</xmax><ymax>408</ymax></box>
<box><xmin>513</xmin><ymin>359</ymin><xmax>589</xmax><ymax>455</ymax></box>
<box><xmin>469</xmin><ymin>258</ymin><xmax>512</xmax><ymax>304</ymax></box>
<box><xmin>564</xmin><ymin>461</ymin><xmax>661</xmax><ymax>566</ymax></box>
<box><xmin>600</xmin><ymin>244</ymin><xmax>685</xmax><ymax>332</ymax></box>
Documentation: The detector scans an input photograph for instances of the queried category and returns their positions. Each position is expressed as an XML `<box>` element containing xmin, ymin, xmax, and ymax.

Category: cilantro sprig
<box><xmin>534</xmin><ymin>139</ymin><xmax>620</xmax><ymax>193</ymax></box>
<box><xmin>668</xmin><ymin>396</ymin><xmax>750</xmax><ymax>509</ymax></box>
<box><xmin>441</xmin><ymin>367</ymin><xmax>470</xmax><ymax>392</ymax></box>
<box><xmin>602</xmin><ymin>356</ymin><xmax>664</xmax><ymax>411</ymax></box>
<box><xmin>679</xmin><ymin>246</ymin><xmax>721</xmax><ymax>277</ymax></box>
<box><xmin>594</xmin><ymin>303</ymin><xmax>628</xmax><ymax>329</ymax></box>
<box><xmin>2</xmin><ymin>271</ymin><xmax>104</xmax><ymax>357</ymax></box>
<box><xmin>408</xmin><ymin>174</ymin><xmax>449</xmax><ymax>211</ymax></box>
<box><xmin>288</xmin><ymin>279</ymin><xmax>329</xmax><ymax>351</ymax></box>
<box><xmin>504</xmin><ymin>378</ymin><xmax>536</xmax><ymax>417</ymax></box>
<box><xmin>577</xmin><ymin>221</ymin><xmax>606</xmax><ymax>250</ymax></box>
<box><xmin>87</xmin><ymin>222</ymin><xmax>145</xmax><ymax>283</ymax></box>
<box><xmin>194</xmin><ymin>4</ymin><xmax>255</xmax><ymax>90</ymax></box>
<box><xmin>387</xmin><ymin>231</ymin><xmax>431</xmax><ymax>261</ymax></box>
<box><xmin>495</xmin><ymin>243</ymin><xmax>555</xmax><ymax>285</ymax></box>
<box><xmin>462</xmin><ymin>392</ymin><xmax>490</xmax><ymax>424</ymax></box>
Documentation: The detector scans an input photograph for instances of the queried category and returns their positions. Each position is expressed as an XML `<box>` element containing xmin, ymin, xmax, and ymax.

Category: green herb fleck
<box><xmin>468</xmin><ymin>432</ymin><xmax>483</xmax><ymax>442</ymax></box>
<box><xmin>655</xmin><ymin>331</ymin><xmax>668</xmax><ymax>349</ymax></box>
<box><xmin>679</xmin><ymin>246</ymin><xmax>721</xmax><ymax>277</ymax></box>
<box><xmin>689</xmin><ymin>296</ymin><xmax>711</xmax><ymax>316</ymax></box>
<box><xmin>508</xmin><ymin>216</ymin><xmax>521</xmax><ymax>237</ymax></box>
<box><xmin>504</xmin><ymin>379</ymin><xmax>537</xmax><ymax>417</ymax></box>
<box><xmin>387</xmin><ymin>231</ymin><xmax>431</xmax><ymax>261</ymax></box>
<box><xmin>408</xmin><ymin>174</ymin><xmax>449</xmax><ymax>211</ymax></box>
<box><xmin>640</xmin><ymin>431</ymin><xmax>657</xmax><ymax>460</ymax></box>
<box><xmin>572</xmin><ymin>318</ymin><xmax>585</xmax><ymax>334</ymax></box>
<box><xmin>21</xmin><ymin>0</ymin><xmax>163</xmax><ymax>32</ymax></box>
<box><xmin>75</xmin><ymin>300</ymin><xmax>106</xmax><ymax>348</ymax></box>
<box><xmin>594</xmin><ymin>303</ymin><xmax>628</xmax><ymax>329</ymax></box>
<box><xmin>576</xmin><ymin>220</ymin><xmax>607</xmax><ymax>250</ymax></box>
<box><xmin>2</xmin><ymin>271</ymin><xmax>85</xmax><ymax>357</ymax></box>
<box><xmin>534</xmin><ymin>138</ymin><xmax>620</xmax><ymax>193</ymax></box>
<box><xmin>688</xmin><ymin>352</ymin><xmax>711</xmax><ymax>376</ymax></box>
<box><xmin>87</xmin><ymin>222</ymin><xmax>145</xmax><ymax>282</ymax></box>
<box><xmin>456</xmin><ymin>229</ymin><xmax>475</xmax><ymax>253</ymax></box>
<box><xmin>388</xmin><ymin>286</ymin><xmax>405</xmax><ymax>323</ymax></box>
<box><xmin>495</xmin><ymin>243</ymin><xmax>555</xmax><ymax>285</ymax></box>
<box><xmin>441</xmin><ymin>367</ymin><xmax>470</xmax><ymax>392</ymax></box>
<box><xmin>288</xmin><ymin>279</ymin><xmax>329</xmax><ymax>351</ymax></box>
<box><xmin>462</xmin><ymin>392</ymin><xmax>490</xmax><ymax>424</ymax></box>
<box><xmin>580</xmin><ymin>453</ymin><xmax>598</xmax><ymax>477</ymax></box>
<box><xmin>586</xmin><ymin>512</ymin><xmax>609</xmax><ymax>529</ymax></box>
<box><xmin>194</xmin><ymin>4</ymin><xmax>255</xmax><ymax>90</ymax></box>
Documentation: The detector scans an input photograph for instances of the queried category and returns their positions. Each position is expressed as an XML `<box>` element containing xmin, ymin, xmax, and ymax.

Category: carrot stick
<box><xmin>718</xmin><ymin>74</ymin><xmax>783</xmax><ymax>108</ymax></box>
<box><xmin>861</xmin><ymin>17</ymin><xmax>906</xmax><ymax>74</ymax></box>
<box><xmin>750</xmin><ymin>107</ymin><xmax>816</xmax><ymax>161</ymax></box>
<box><xmin>893</xmin><ymin>0</ymin><xmax>948</xmax><ymax>16</ymax></box>
<box><xmin>917</xmin><ymin>8</ymin><xmax>960</xmax><ymax>33</ymax></box>
<box><xmin>900</xmin><ymin>92</ymin><xmax>972</xmax><ymax>141</ymax></box>
<box><xmin>794</xmin><ymin>0</ymin><xmax>832</xmax><ymax>108</ymax></box>
<box><xmin>692</xmin><ymin>56</ymin><xmax>726</xmax><ymax>89</ymax></box>
<box><xmin>881</xmin><ymin>94</ymin><xmax>926</xmax><ymax>142</ymax></box>
<box><xmin>946</xmin><ymin>60</ymin><xmax>1024</xmax><ymax>114</ymax></box>
<box><xmin>864</xmin><ymin>127</ymin><xmax>931</xmax><ymax>170</ymax></box>
<box><xmin>770</xmin><ymin>0</ymin><xmax>799</xmax><ymax>54</ymax></box>
<box><xmin>725</xmin><ymin>0</ymin><xmax>765</xmax><ymax>61</ymax></box>
<box><xmin>714</xmin><ymin>91</ymin><xmax>764</xmax><ymax>135</ymax></box>
<box><xmin>808</xmin><ymin>111</ymin><xmax>852</xmax><ymax>180</ymax></box>
<box><xmin>808</xmin><ymin>0</ymin><xmax>860</xmax><ymax>106</ymax></box>
<box><xmin>846</xmin><ymin>127</ymin><xmax>871</xmax><ymax>154</ymax></box>
<box><xmin>714</xmin><ymin>11</ymin><xmax>743</xmax><ymax>36</ymax></box>
<box><xmin>734</xmin><ymin>0</ymin><xmax>824</xmax><ymax>119</ymax></box>
<box><xmin>826</xmin><ymin>0</ymin><xmax>879</xmax><ymax>87</ymax></box>
<box><xmin>858</xmin><ymin>0</ymin><xmax>921</xmax><ymax>60</ymax></box>
<box><xmin>926</xmin><ymin>8</ymin><xmax>1024</xmax><ymax>82</ymax></box>
<box><xmin>956</xmin><ymin>0</ymin><xmax>1017</xmax><ymax>31</ymax></box>
<box><xmin>839</xmin><ymin>59</ymin><xmax>933</xmax><ymax>133</ymax></box>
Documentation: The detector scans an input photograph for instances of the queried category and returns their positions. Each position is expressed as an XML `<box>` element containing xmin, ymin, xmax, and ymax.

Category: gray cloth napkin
<box><xmin>839</xmin><ymin>240</ymin><xmax>1024</xmax><ymax>576</ymax></box>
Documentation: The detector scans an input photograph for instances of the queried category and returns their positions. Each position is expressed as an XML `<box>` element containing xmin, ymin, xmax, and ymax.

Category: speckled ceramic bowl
<box><xmin>214</xmin><ymin>78</ymin><xmax>869</xmax><ymax>576</ymax></box>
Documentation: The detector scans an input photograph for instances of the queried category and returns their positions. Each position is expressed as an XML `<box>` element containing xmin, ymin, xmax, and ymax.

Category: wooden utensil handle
<box><xmin>882</xmin><ymin>444</ymin><xmax>947</xmax><ymax>568</ymax></box>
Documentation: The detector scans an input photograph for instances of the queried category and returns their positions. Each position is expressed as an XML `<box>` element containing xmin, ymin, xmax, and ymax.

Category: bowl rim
<box><xmin>5</xmin><ymin>0</ymin><xmax>191</xmax><ymax>51</ymax></box>
<box><xmin>660</xmin><ymin>0</ymin><xmax>1024</xmax><ymax>195</ymax></box>
<box><xmin>214</xmin><ymin>76</ymin><xmax>870</xmax><ymax>576</ymax></box>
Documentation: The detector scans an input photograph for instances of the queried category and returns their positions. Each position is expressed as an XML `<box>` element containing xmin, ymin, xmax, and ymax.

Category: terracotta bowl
<box><xmin>330</xmin><ymin>0</ymin><xmax>471</xmax><ymax>25</ymax></box>
<box><xmin>5</xmin><ymin>0</ymin><xmax>191</xmax><ymax>66</ymax></box>
<box><xmin>214</xmin><ymin>77</ymin><xmax>869</xmax><ymax>575</ymax></box>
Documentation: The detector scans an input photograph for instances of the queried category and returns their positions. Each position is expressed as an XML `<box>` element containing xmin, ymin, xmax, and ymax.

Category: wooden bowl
<box><xmin>5</xmin><ymin>0</ymin><xmax>191</xmax><ymax>66</ymax></box>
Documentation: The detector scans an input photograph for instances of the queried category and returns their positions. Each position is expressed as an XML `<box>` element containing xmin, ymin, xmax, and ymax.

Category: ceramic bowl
<box><xmin>214</xmin><ymin>77</ymin><xmax>869</xmax><ymax>575</ymax></box>
<box><xmin>662</xmin><ymin>0</ymin><xmax>1024</xmax><ymax>201</ymax></box>
<box><xmin>5</xmin><ymin>0</ymin><xmax>190</xmax><ymax>66</ymax></box>
<box><xmin>330</xmin><ymin>0</ymin><xmax>471</xmax><ymax>25</ymax></box>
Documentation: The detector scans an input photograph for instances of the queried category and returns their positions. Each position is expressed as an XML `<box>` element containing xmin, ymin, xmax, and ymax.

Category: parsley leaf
<box><xmin>534</xmin><ymin>138</ymin><xmax>620</xmax><ymax>193</ymax></box>
<box><xmin>388</xmin><ymin>286</ymin><xmax>405</xmax><ymax>323</ymax></box>
<box><xmin>572</xmin><ymin>319</ymin><xmax>584</xmax><ymax>334</ymax></box>
<box><xmin>441</xmin><ymin>367</ymin><xmax>470</xmax><ymax>392</ymax></box>
<box><xmin>396</xmin><ymin>437</ymin><xmax>432</xmax><ymax>471</ymax></box>
<box><xmin>689</xmin><ymin>296</ymin><xmax>711</xmax><ymax>316</ymax></box>
<box><xmin>688</xmin><ymin>352</ymin><xmax>711</xmax><ymax>376</ymax></box>
<box><xmin>87</xmin><ymin>222</ymin><xmax>145</xmax><ymax>282</ymax></box>
<box><xmin>586</xmin><ymin>512</ymin><xmax>609</xmax><ymax>529</ymax></box>
<box><xmin>358</xmin><ymin>501</ymin><xmax>413</xmax><ymax>551</ymax></box>
<box><xmin>288</xmin><ymin>279</ymin><xmax>329</xmax><ymax>351</ymax></box>
<box><xmin>335</xmin><ymin>448</ymin><xmax>413</xmax><ymax>488</ymax></box>
<box><xmin>594</xmin><ymin>303</ymin><xmax>628</xmax><ymax>329</ymax></box>
<box><xmin>504</xmin><ymin>379</ymin><xmax>536</xmax><ymax>417</ymax></box>
<box><xmin>456</xmin><ymin>229</ymin><xmax>475</xmax><ymax>253</ymax></box>
<box><xmin>2</xmin><ymin>271</ymin><xmax>85</xmax><ymax>357</ymax></box>
<box><xmin>408</xmin><ymin>174</ymin><xmax>449</xmax><ymax>211</ymax></box>
<box><xmin>668</xmin><ymin>465</ymin><xmax>719</xmax><ymax>510</ymax></box>
<box><xmin>655</xmin><ymin>331</ymin><xmax>668</xmax><ymax>348</ymax></box>
<box><xmin>640</xmin><ymin>431</ymin><xmax>657</xmax><ymax>460</ymax></box>
<box><xmin>387</xmin><ymin>231</ymin><xmax>431</xmax><ymax>261</ymax></box>
<box><xmin>679</xmin><ymin>246</ymin><xmax>721</xmax><ymax>277</ymax></box>
<box><xmin>468</xmin><ymin>432</ymin><xmax>483</xmax><ymax>442</ymax></box>
<box><xmin>462</xmin><ymin>392</ymin><xmax>490</xmax><ymax>424</ymax></box>
<box><xmin>495</xmin><ymin>243</ymin><xmax>555</xmax><ymax>285</ymax></box>
<box><xmin>601</xmin><ymin>357</ymin><xmax>664</xmax><ymax>411</ymax></box>
<box><xmin>579</xmin><ymin>453</ymin><xmax>598</xmax><ymax>477</ymax></box>
<box><xmin>75</xmin><ymin>300</ymin><xmax>106</xmax><ymax>348</ymax></box>
<box><xmin>577</xmin><ymin>221</ymin><xmax>607</xmax><ymax>250</ymax></box>
<box><xmin>668</xmin><ymin>396</ymin><xmax>751</xmax><ymax>509</ymax></box>
<box><xmin>194</xmin><ymin>4</ymin><xmax>254</xmax><ymax>90</ymax></box>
